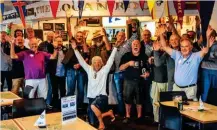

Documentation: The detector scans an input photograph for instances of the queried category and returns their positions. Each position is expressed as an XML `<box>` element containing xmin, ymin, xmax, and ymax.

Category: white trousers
<box><xmin>25</xmin><ymin>78</ymin><xmax>47</xmax><ymax>99</ymax></box>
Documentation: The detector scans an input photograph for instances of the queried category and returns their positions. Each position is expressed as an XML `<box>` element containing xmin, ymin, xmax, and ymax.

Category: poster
<box><xmin>61</xmin><ymin>95</ymin><xmax>77</xmax><ymax>124</ymax></box>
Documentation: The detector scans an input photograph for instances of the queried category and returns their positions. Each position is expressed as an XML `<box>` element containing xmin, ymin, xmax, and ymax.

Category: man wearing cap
<box><xmin>89</xmin><ymin>28</ymin><xmax>111</xmax><ymax>65</ymax></box>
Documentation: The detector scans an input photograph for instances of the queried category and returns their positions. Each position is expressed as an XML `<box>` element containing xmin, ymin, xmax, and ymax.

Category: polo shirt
<box><xmin>16</xmin><ymin>50</ymin><xmax>51</xmax><ymax>79</ymax></box>
<box><xmin>171</xmin><ymin>50</ymin><xmax>202</xmax><ymax>87</ymax></box>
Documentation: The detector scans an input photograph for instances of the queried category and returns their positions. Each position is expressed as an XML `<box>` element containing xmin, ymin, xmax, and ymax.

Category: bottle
<box><xmin>178</xmin><ymin>101</ymin><xmax>183</xmax><ymax>111</ymax></box>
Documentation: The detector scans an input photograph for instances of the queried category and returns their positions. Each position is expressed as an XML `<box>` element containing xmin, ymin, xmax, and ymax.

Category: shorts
<box><xmin>123</xmin><ymin>79</ymin><xmax>143</xmax><ymax>105</ymax></box>
<box><xmin>89</xmin><ymin>95</ymin><xmax>108</xmax><ymax>113</ymax></box>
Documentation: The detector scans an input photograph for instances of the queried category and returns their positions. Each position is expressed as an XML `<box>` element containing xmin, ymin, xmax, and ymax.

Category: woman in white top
<box><xmin>71</xmin><ymin>40</ymin><xmax>117</xmax><ymax>130</ymax></box>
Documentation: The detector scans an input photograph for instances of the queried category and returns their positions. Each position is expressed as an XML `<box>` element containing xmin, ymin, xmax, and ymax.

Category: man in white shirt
<box><xmin>71</xmin><ymin>40</ymin><xmax>117</xmax><ymax>130</ymax></box>
<box><xmin>24</xmin><ymin>27</ymin><xmax>42</xmax><ymax>49</ymax></box>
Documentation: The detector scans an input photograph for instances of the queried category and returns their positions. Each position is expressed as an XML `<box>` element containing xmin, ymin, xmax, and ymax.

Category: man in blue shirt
<box><xmin>158</xmin><ymin>26</ymin><xmax>210</xmax><ymax>101</ymax></box>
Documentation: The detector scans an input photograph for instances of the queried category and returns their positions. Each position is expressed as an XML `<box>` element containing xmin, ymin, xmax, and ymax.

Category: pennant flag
<box><xmin>173</xmin><ymin>1</ymin><xmax>185</xmax><ymax>28</ymax></box>
<box><xmin>49</xmin><ymin>0</ymin><xmax>59</xmax><ymax>18</ymax></box>
<box><xmin>152</xmin><ymin>0</ymin><xmax>167</xmax><ymax>19</ymax></box>
<box><xmin>139</xmin><ymin>0</ymin><xmax>145</xmax><ymax>11</ymax></box>
<box><xmin>34</xmin><ymin>110</ymin><xmax>46</xmax><ymax>127</ymax></box>
<box><xmin>0</xmin><ymin>0</ymin><xmax>4</xmax><ymax>22</ymax></box>
<box><xmin>199</xmin><ymin>1</ymin><xmax>215</xmax><ymax>44</ymax></box>
<box><xmin>123</xmin><ymin>0</ymin><xmax>130</xmax><ymax>12</ymax></box>
<box><xmin>78</xmin><ymin>0</ymin><xmax>84</xmax><ymax>19</ymax></box>
<box><xmin>107</xmin><ymin>0</ymin><xmax>115</xmax><ymax>16</ymax></box>
<box><xmin>11</xmin><ymin>0</ymin><xmax>27</xmax><ymax>28</ymax></box>
<box><xmin>147</xmin><ymin>0</ymin><xmax>155</xmax><ymax>13</ymax></box>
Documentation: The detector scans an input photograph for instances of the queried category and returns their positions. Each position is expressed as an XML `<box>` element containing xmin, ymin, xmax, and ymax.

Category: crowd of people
<box><xmin>1</xmin><ymin>17</ymin><xmax>217</xmax><ymax>130</ymax></box>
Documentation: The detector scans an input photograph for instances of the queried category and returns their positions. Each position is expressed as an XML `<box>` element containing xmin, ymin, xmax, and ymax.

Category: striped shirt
<box><xmin>114</xmin><ymin>32</ymin><xmax>138</xmax><ymax>72</ymax></box>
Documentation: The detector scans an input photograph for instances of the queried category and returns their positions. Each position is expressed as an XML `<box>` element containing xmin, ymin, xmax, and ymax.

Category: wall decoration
<box><xmin>43</xmin><ymin>23</ymin><xmax>53</xmax><ymax>31</ymax></box>
<box><xmin>55</xmin><ymin>23</ymin><xmax>65</xmax><ymax>31</ymax></box>
<box><xmin>61</xmin><ymin>31</ymin><xmax>68</xmax><ymax>41</ymax></box>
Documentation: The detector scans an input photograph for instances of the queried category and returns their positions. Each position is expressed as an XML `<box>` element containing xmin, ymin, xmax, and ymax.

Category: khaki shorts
<box><xmin>173</xmin><ymin>83</ymin><xmax>197</xmax><ymax>101</ymax></box>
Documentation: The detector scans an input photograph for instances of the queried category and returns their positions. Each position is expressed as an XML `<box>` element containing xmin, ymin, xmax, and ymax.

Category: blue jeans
<box><xmin>113</xmin><ymin>72</ymin><xmax>125</xmax><ymax>116</ymax></box>
<box><xmin>46</xmin><ymin>73</ymin><xmax>52</xmax><ymax>105</ymax></box>
<box><xmin>66</xmin><ymin>68</ymin><xmax>85</xmax><ymax>107</ymax></box>
<box><xmin>201</xmin><ymin>68</ymin><xmax>217</xmax><ymax>102</ymax></box>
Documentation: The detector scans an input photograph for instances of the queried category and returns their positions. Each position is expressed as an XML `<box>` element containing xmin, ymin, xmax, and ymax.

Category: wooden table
<box><xmin>157</xmin><ymin>101</ymin><xmax>217</xmax><ymax>130</ymax></box>
<box><xmin>0</xmin><ymin>119</ymin><xmax>21</xmax><ymax>130</ymax></box>
<box><xmin>14</xmin><ymin>112</ymin><xmax>97</xmax><ymax>130</ymax></box>
<box><xmin>0</xmin><ymin>91</ymin><xmax>21</xmax><ymax>106</ymax></box>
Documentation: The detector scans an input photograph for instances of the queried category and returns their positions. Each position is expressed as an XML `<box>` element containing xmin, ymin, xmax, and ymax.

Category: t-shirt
<box><xmin>120</xmin><ymin>52</ymin><xmax>149</xmax><ymax>80</ymax></box>
<box><xmin>16</xmin><ymin>50</ymin><xmax>51</xmax><ymax>79</ymax></box>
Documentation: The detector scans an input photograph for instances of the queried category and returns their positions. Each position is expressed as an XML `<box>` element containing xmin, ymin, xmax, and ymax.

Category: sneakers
<box><xmin>46</xmin><ymin>104</ymin><xmax>53</xmax><ymax>110</ymax></box>
<box><xmin>122</xmin><ymin>117</ymin><xmax>131</xmax><ymax>124</ymax></box>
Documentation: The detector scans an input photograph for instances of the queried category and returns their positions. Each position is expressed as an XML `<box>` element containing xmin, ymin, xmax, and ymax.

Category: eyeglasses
<box><xmin>93</xmin><ymin>73</ymin><xmax>97</xmax><ymax>79</ymax></box>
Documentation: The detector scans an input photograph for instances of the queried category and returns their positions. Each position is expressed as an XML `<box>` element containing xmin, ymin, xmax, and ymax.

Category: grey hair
<box><xmin>91</xmin><ymin>56</ymin><xmax>104</xmax><ymax>66</ymax></box>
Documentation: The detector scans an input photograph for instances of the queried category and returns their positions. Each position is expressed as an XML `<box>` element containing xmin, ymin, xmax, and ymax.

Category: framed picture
<box><xmin>78</xmin><ymin>17</ymin><xmax>101</xmax><ymax>27</ymax></box>
<box><xmin>55</xmin><ymin>23</ymin><xmax>65</xmax><ymax>31</ymax></box>
<box><xmin>61</xmin><ymin>31</ymin><xmax>68</xmax><ymax>41</ymax></box>
<box><xmin>43</xmin><ymin>23</ymin><xmax>53</xmax><ymax>31</ymax></box>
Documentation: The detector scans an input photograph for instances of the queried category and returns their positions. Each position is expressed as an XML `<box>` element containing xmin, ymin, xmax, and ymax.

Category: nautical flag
<box><xmin>0</xmin><ymin>0</ymin><xmax>4</xmax><ymax>22</ymax></box>
<box><xmin>49</xmin><ymin>0</ymin><xmax>60</xmax><ymax>18</ymax></box>
<box><xmin>123</xmin><ymin>0</ymin><xmax>129</xmax><ymax>12</ymax></box>
<box><xmin>152</xmin><ymin>0</ymin><xmax>169</xmax><ymax>19</ymax></box>
<box><xmin>139</xmin><ymin>0</ymin><xmax>145</xmax><ymax>11</ymax></box>
<box><xmin>199</xmin><ymin>1</ymin><xmax>215</xmax><ymax>43</ymax></box>
<box><xmin>173</xmin><ymin>0</ymin><xmax>185</xmax><ymax>28</ymax></box>
<box><xmin>78</xmin><ymin>0</ymin><xmax>84</xmax><ymax>19</ymax></box>
<box><xmin>147</xmin><ymin>0</ymin><xmax>155</xmax><ymax>14</ymax></box>
<box><xmin>11</xmin><ymin>0</ymin><xmax>27</xmax><ymax>27</ymax></box>
<box><xmin>107</xmin><ymin>0</ymin><xmax>115</xmax><ymax>16</ymax></box>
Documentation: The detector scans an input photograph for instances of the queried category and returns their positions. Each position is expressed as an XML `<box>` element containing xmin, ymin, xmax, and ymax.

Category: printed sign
<box><xmin>61</xmin><ymin>95</ymin><xmax>77</xmax><ymax>124</ymax></box>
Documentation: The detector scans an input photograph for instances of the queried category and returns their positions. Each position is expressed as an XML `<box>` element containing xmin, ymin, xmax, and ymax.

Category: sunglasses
<box><xmin>93</xmin><ymin>73</ymin><xmax>97</xmax><ymax>79</ymax></box>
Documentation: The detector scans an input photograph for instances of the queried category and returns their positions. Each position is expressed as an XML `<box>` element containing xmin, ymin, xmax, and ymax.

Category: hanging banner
<box><xmin>123</xmin><ymin>0</ymin><xmax>130</xmax><ymax>12</ymax></box>
<box><xmin>0</xmin><ymin>0</ymin><xmax>4</xmax><ymax>22</ymax></box>
<box><xmin>139</xmin><ymin>0</ymin><xmax>145</xmax><ymax>11</ymax></box>
<box><xmin>147</xmin><ymin>0</ymin><xmax>155</xmax><ymax>13</ymax></box>
<box><xmin>107</xmin><ymin>0</ymin><xmax>115</xmax><ymax>16</ymax></box>
<box><xmin>11</xmin><ymin>0</ymin><xmax>27</xmax><ymax>28</ymax></box>
<box><xmin>199</xmin><ymin>1</ymin><xmax>215</xmax><ymax>43</ymax></box>
<box><xmin>49</xmin><ymin>0</ymin><xmax>59</xmax><ymax>18</ymax></box>
<box><xmin>78</xmin><ymin>0</ymin><xmax>84</xmax><ymax>19</ymax></box>
<box><xmin>173</xmin><ymin>0</ymin><xmax>185</xmax><ymax>28</ymax></box>
<box><xmin>152</xmin><ymin>0</ymin><xmax>167</xmax><ymax>19</ymax></box>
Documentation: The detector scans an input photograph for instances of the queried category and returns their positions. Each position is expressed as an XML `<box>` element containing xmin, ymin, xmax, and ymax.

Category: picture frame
<box><xmin>43</xmin><ymin>23</ymin><xmax>53</xmax><ymax>31</ymax></box>
<box><xmin>61</xmin><ymin>31</ymin><xmax>68</xmax><ymax>41</ymax></box>
<box><xmin>55</xmin><ymin>23</ymin><xmax>65</xmax><ymax>31</ymax></box>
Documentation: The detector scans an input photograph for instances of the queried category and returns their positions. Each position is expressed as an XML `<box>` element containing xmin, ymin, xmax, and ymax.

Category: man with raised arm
<box><xmin>159</xmin><ymin>25</ymin><xmax>210</xmax><ymax>101</ymax></box>
<box><xmin>70</xmin><ymin>39</ymin><xmax>118</xmax><ymax>130</ymax></box>
<box><xmin>10</xmin><ymin>37</ymin><xmax>57</xmax><ymax>99</ymax></box>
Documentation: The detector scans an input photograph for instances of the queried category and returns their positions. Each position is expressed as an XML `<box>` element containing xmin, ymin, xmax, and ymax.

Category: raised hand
<box><xmin>206</xmin><ymin>25</ymin><xmax>213</xmax><ymax>38</ymax></box>
<box><xmin>168</xmin><ymin>15</ymin><xmax>175</xmax><ymax>25</ymax></box>
<box><xmin>158</xmin><ymin>24</ymin><xmax>167</xmax><ymax>35</ymax></box>
<box><xmin>71</xmin><ymin>39</ymin><xmax>77</xmax><ymax>49</ymax></box>
<box><xmin>101</xmin><ymin>28</ymin><xmax>106</xmax><ymax>36</ymax></box>
<box><xmin>5</xmin><ymin>35</ymin><xmax>15</xmax><ymax>44</ymax></box>
<box><xmin>209</xmin><ymin>36</ymin><xmax>215</xmax><ymax>47</ymax></box>
<box><xmin>201</xmin><ymin>46</ymin><xmax>209</xmax><ymax>54</ymax></box>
